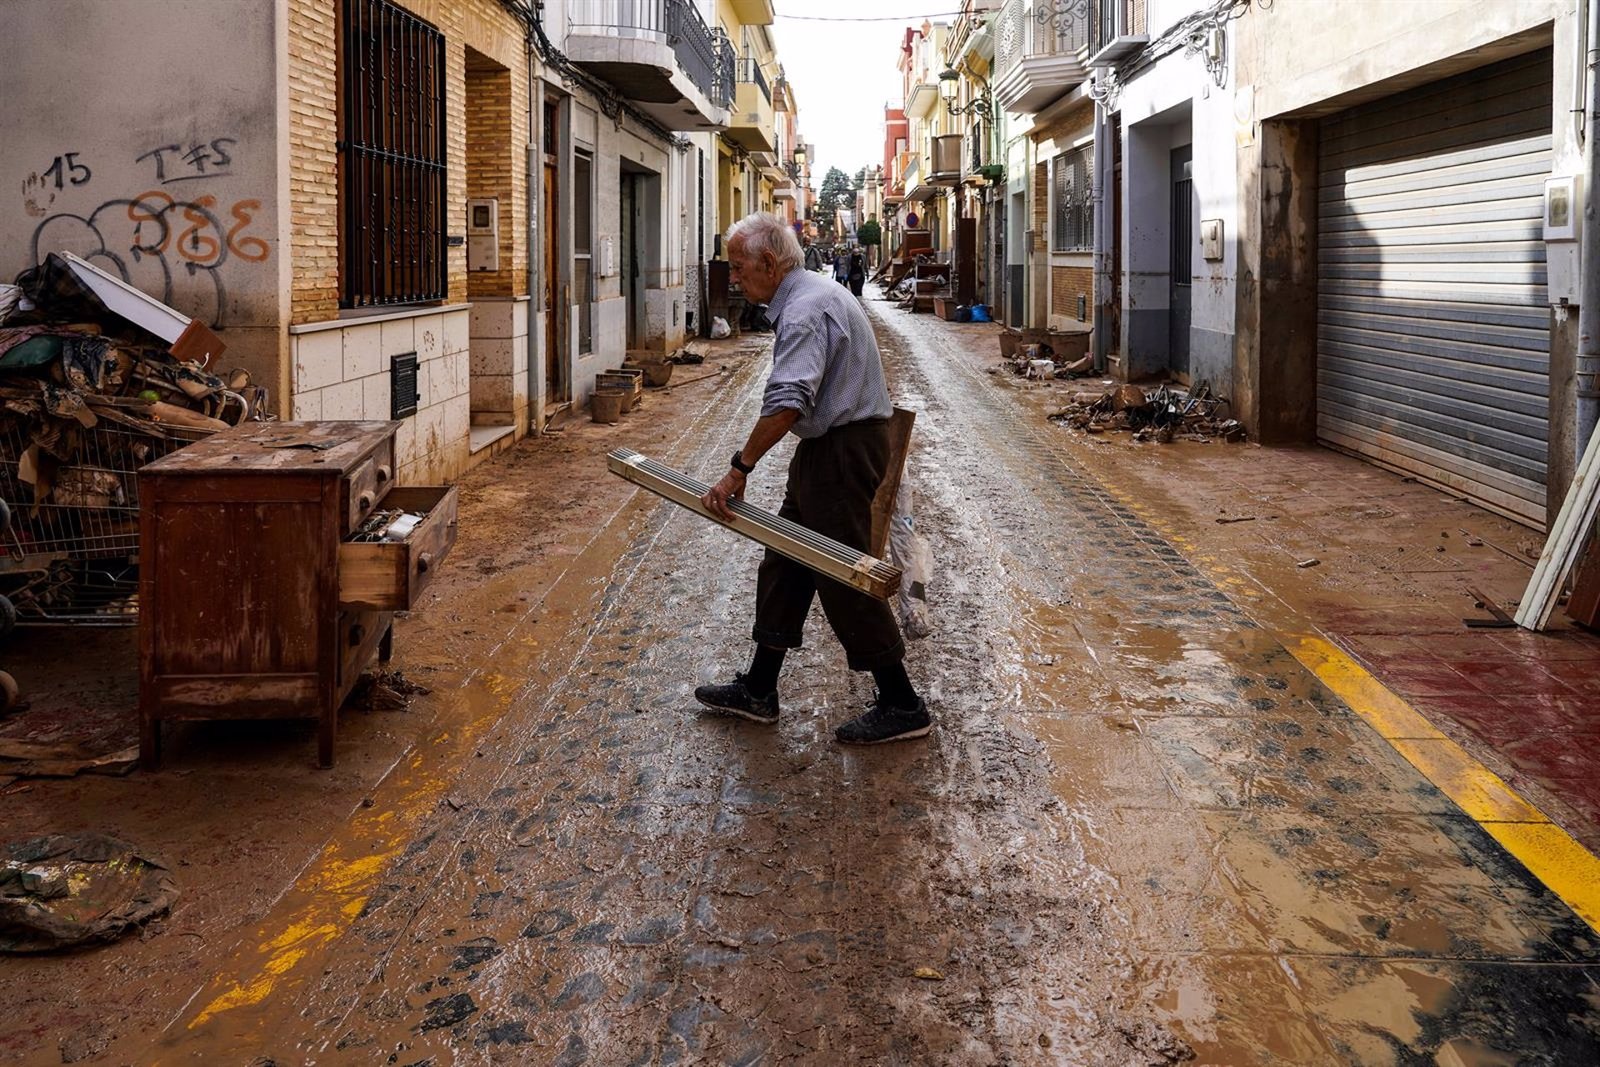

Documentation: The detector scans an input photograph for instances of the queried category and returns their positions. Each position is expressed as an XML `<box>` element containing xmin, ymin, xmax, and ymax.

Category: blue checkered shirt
<box><xmin>760</xmin><ymin>268</ymin><xmax>893</xmax><ymax>439</ymax></box>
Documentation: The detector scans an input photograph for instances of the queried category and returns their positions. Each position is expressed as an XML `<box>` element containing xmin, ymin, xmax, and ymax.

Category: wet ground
<box><xmin>3</xmin><ymin>298</ymin><xmax>1599</xmax><ymax>1064</ymax></box>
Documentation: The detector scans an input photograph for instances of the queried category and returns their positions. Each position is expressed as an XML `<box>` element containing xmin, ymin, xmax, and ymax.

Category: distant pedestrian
<box><xmin>804</xmin><ymin>244</ymin><xmax>822</xmax><ymax>272</ymax></box>
<box><xmin>696</xmin><ymin>211</ymin><xmax>930</xmax><ymax>745</ymax></box>
<box><xmin>848</xmin><ymin>250</ymin><xmax>866</xmax><ymax>297</ymax></box>
<box><xmin>833</xmin><ymin>252</ymin><xmax>849</xmax><ymax>286</ymax></box>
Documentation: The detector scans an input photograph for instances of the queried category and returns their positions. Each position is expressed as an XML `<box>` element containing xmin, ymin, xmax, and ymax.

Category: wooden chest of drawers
<box><xmin>138</xmin><ymin>421</ymin><xmax>458</xmax><ymax>767</ymax></box>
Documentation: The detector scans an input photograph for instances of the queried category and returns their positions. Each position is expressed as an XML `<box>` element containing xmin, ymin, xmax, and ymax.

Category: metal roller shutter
<box><xmin>1317</xmin><ymin>50</ymin><xmax>1553</xmax><ymax>527</ymax></box>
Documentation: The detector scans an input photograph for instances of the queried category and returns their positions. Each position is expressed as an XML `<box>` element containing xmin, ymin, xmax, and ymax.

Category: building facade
<box><xmin>4</xmin><ymin>0</ymin><xmax>794</xmax><ymax>485</ymax></box>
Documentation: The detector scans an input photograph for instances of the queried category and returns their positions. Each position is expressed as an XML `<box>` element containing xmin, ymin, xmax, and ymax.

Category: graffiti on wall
<box><xmin>21</xmin><ymin>138</ymin><xmax>266</xmax><ymax>330</ymax></box>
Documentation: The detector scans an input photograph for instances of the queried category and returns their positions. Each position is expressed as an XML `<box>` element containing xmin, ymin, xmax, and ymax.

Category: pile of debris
<box><xmin>1049</xmin><ymin>380</ymin><xmax>1246</xmax><ymax>443</ymax></box>
<box><xmin>999</xmin><ymin>341</ymin><xmax>1094</xmax><ymax>380</ymax></box>
<box><xmin>0</xmin><ymin>252</ymin><xmax>269</xmax><ymax>439</ymax></box>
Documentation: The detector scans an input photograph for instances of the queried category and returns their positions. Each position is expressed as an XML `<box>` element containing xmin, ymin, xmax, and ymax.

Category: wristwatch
<box><xmin>730</xmin><ymin>451</ymin><xmax>755</xmax><ymax>475</ymax></box>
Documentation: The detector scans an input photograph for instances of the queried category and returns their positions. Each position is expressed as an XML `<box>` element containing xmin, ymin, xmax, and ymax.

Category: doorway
<box><xmin>1168</xmin><ymin>144</ymin><xmax>1193</xmax><ymax>381</ymax></box>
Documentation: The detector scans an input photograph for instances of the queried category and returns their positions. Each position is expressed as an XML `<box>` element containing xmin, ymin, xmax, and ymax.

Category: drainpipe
<box><xmin>1091</xmin><ymin>86</ymin><xmax>1111</xmax><ymax>374</ymax></box>
<box><xmin>527</xmin><ymin>42</ymin><xmax>541</xmax><ymax>436</ymax></box>
<box><xmin>1576</xmin><ymin>0</ymin><xmax>1600</xmax><ymax>458</ymax></box>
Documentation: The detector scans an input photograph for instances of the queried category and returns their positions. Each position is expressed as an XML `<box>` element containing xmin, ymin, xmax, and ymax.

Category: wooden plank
<box><xmin>1565</xmin><ymin>531</ymin><xmax>1600</xmax><ymax>628</ymax></box>
<box><xmin>154</xmin><ymin>673</ymin><xmax>322</xmax><ymax>716</ymax></box>
<box><xmin>870</xmin><ymin>408</ymin><xmax>916</xmax><ymax>558</ymax></box>
<box><xmin>1517</xmin><ymin>418</ymin><xmax>1600</xmax><ymax>629</ymax></box>
<box><xmin>607</xmin><ymin>449</ymin><xmax>902</xmax><ymax>600</ymax></box>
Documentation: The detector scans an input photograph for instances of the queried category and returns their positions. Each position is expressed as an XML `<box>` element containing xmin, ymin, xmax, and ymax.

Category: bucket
<box><xmin>591</xmin><ymin>389</ymin><xmax>625</xmax><ymax>424</ymax></box>
<box><xmin>642</xmin><ymin>361</ymin><xmax>674</xmax><ymax>387</ymax></box>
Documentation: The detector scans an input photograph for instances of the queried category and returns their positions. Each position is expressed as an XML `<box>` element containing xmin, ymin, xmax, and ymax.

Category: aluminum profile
<box><xmin>606</xmin><ymin>448</ymin><xmax>902</xmax><ymax>601</ymax></box>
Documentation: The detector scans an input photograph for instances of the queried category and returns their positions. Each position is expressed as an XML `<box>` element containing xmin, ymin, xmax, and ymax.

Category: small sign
<box><xmin>905</xmin><ymin>211</ymin><xmax>919</xmax><ymax>228</ymax></box>
<box><xmin>447</xmin><ymin>234</ymin><xmax>465</xmax><ymax>247</ymax></box>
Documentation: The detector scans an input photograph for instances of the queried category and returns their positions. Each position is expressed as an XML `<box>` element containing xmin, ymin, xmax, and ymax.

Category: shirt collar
<box><xmin>765</xmin><ymin>268</ymin><xmax>805</xmax><ymax>323</ymax></box>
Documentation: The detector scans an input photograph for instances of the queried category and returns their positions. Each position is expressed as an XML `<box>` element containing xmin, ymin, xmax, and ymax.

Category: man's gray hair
<box><xmin>725</xmin><ymin>212</ymin><xmax>804</xmax><ymax>272</ymax></box>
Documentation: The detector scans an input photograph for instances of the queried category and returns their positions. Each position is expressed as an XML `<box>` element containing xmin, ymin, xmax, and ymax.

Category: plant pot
<box><xmin>596</xmin><ymin>372</ymin><xmax>642</xmax><ymax>411</ymax></box>
<box><xmin>591</xmin><ymin>389</ymin><xmax>625</xmax><ymax>424</ymax></box>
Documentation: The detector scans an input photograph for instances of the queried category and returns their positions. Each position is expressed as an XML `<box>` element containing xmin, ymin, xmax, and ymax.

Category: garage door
<box><xmin>1317</xmin><ymin>49</ymin><xmax>1553</xmax><ymax>527</ymax></box>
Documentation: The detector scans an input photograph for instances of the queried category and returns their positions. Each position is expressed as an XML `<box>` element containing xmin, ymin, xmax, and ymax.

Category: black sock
<box><xmin>871</xmin><ymin>661</ymin><xmax>919</xmax><ymax>709</ymax></box>
<box><xmin>744</xmin><ymin>645</ymin><xmax>785</xmax><ymax>696</ymax></box>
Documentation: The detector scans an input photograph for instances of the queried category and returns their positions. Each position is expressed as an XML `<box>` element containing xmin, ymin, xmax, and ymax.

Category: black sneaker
<box><xmin>694</xmin><ymin>674</ymin><xmax>779</xmax><ymax>724</ymax></box>
<box><xmin>835</xmin><ymin>697</ymin><xmax>931</xmax><ymax>745</ymax></box>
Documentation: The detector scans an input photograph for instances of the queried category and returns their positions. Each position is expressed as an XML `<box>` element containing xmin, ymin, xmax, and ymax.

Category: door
<box><xmin>956</xmin><ymin>217</ymin><xmax>977</xmax><ymax>305</ymax></box>
<box><xmin>1168</xmin><ymin>144</ymin><xmax>1193</xmax><ymax>381</ymax></box>
<box><xmin>1008</xmin><ymin>191</ymin><xmax>1026</xmax><ymax>326</ymax></box>
<box><xmin>1316</xmin><ymin>50</ymin><xmax>1553</xmax><ymax>526</ymax></box>
<box><xmin>543</xmin><ymin>161</ymin><xmax>562</xmax><ymax>404</ymax></box>
<box><xmin>622</xmin><ymin>176</ymin><xmax>639</xmax><ymax>349</ymax></box>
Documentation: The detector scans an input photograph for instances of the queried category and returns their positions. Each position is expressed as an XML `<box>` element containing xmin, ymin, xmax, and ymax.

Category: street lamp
<box><xmin>786</xmin><ymin>144</ymin><xmax>807</xmax><ymax>181</ymax></box>
<box><xmin>939</xmin><ymin>66</ymin><xmax>993</xmax><ymax>119</ymax></box>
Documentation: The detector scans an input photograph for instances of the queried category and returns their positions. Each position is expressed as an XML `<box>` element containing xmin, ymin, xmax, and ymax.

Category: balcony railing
<box><xmin>995</xmin><ymin>0</ymin><xmax>1090</xmax><ymax>76</ymax></box>
<box><xmin>737</xmin><ymin>58</ymin><xmax>771</xmax><ymax>104</ymax></box>
<box><xmin>568</xmin><ymin>0</ymin><xmax>733</xmax><ymax>109</ymax></box>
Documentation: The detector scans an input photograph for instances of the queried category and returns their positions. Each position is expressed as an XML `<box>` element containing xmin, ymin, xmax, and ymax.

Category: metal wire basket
<box><xmin>0</xmin><ymin>416</ymin><xmax>207</xmax><ymax>626</ymax></box>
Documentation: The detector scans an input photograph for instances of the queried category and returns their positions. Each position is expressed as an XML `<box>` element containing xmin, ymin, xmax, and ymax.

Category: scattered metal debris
<box><xmin>1048</xmin><ymin>379</ymin><xmax>1245</xmax><ymax>442</ymax></box>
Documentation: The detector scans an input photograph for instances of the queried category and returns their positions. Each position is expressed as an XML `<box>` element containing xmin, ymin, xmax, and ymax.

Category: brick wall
<box><xmin>1051</xmin><ymin>265</ymin><xmax>1093</xmax><ymax>320</ymax></box>
<box><xmin>288</xmin><ymin>0</ymin><xmax>339</xmax><ymax>323</ymax></box>
<box><xmin>1032</xmin><ymin>161</ymin><xmax>1048</xmax><ymax>251</ymax></box>
<box><xmin>466</xmin><ymin>56</ymin><xmax>515</xmax><ymax>298</ymax></box>
<box><xmin>289</xmin><ymin>0</ymin><xmax>529</xmax><ymax>324</ymax></box>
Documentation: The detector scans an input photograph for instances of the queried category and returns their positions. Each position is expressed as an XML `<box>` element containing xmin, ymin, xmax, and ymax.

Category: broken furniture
<box><xmin>138</xmin><ymin>421</ymin><xmax>458</xmax><ymax>768</ymax></box>
<box><xmin>0</xmin><ymin>251</ymin><xmax>267</xmax><ymax>631</ymax></box>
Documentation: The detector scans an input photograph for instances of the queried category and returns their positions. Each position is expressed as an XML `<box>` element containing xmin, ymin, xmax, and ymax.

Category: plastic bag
<box><xmin>888</xmin><ymin>476</ymin><xmax>932</xmax><ymax>639</ymax></box>
<box><xmin>970</xmin><ymin>304</ymin><xmax>992</xmax><ymax>323</ymax></box>
<box><xmin>710</xmin><ymin>316</ymin><xmax>731</xmax><ymax>339</ymax></box>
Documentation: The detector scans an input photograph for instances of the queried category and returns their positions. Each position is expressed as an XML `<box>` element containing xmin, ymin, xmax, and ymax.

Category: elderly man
<box><xmin>696</xmin><ymin>212</ymin><xmax>929</xmax><ymax>745</ymax></box>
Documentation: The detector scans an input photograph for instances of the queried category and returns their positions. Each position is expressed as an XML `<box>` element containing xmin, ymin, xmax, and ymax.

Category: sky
<box><xmin>772</xmin><ymin>2</ymin><xmax>963</xmax><ymax>187</ymax></box>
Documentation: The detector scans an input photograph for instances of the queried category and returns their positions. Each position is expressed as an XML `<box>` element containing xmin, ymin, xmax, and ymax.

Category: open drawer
<box><xmin>338</xmin><ymin>485</ymin><xmax>458</xmax><ymax>611</ymax></box>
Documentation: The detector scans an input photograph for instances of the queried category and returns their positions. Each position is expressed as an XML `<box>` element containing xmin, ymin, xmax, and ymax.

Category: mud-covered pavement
<box><xmin>7</xmin><ymin>300</ymin><xmax>1600</xmax><ymax>1065</ymax></box>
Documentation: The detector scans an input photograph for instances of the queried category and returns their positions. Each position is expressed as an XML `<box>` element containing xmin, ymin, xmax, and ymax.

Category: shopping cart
<box><xmin>0</xmin><ymin>413</ymin><xmax>207</xmax><ymax>630</ymax></box>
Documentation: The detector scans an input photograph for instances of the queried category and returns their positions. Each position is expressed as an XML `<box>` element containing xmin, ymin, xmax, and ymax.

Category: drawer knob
<box><xmin>377</xmin><ymin>464</ymin><xmax>392</xmax><ymax>484</ymax></box>
<box><xmin>417</xmin><ymin>552</ymin><xmax>433</xmax><ymax>574</ymax></box>
<box><xmin>358</xmin><ymin>491</ymin><xmax>375</xmax><ymax>511</ymax></box>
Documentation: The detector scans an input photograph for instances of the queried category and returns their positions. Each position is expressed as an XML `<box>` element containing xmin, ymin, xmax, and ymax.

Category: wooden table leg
<box><xmin>140</xmin><ymin>712</ymin><xmax>161</xmax><ymax>770</ymax></box>
<box><xmin>318</xmin><ymin>706</ymin><xmax>336</xmax><ymax>768</ymax></box>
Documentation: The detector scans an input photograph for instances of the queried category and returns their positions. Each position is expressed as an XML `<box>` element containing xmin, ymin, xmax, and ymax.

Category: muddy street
<box><xmin>6</xmin><ymin>304</ymin><xmax>1600</xmax><ymax>1066</ymax></box>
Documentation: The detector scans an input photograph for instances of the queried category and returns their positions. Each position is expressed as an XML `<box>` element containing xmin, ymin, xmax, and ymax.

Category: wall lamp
<box><xmin>786</xmin><ymin>144</ymin><xmax>807</xmax><ymax>181</ymax></box>
<box><xmin>939</xmin><ymin>67</ymin><xmax>993</xmax><ymax>118</ymax></box>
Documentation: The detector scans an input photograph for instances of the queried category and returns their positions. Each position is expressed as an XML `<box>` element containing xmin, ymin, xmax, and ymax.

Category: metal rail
<box><xmin>607</xmin><ymin>449</ymin><xmax>901</xmax><ymax>600</ymax></box>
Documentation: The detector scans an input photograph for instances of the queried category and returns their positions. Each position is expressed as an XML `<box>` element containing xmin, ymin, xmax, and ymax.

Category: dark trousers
<box><xmin>752</xmin><ymin>419</ymin><xmax>904</xmax><ymax>671</ymax></box>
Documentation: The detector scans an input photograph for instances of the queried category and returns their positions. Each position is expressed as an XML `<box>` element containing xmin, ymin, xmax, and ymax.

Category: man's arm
<box><xmin>701</xmin><ymin>408</ymin><xmax>799</xmax><ymax>520</ymax></box>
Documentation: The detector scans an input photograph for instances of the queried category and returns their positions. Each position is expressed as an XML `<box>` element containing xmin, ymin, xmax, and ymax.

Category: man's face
<box><xmin>728</xmin><ymin>236</ymin><xmax>783</xmax><ymax>303</ymax></box>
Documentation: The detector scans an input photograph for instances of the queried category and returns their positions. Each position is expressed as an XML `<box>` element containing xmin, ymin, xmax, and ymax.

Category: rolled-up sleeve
<box><xmin>761</xmin><ymin>321</ymin><xmax>826</xmax><ymax>420</ymax></box>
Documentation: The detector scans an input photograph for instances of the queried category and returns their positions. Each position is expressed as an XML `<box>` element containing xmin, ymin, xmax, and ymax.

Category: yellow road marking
<box><xmin>1081</xmin><ymin>460</ymin><xmax>1600</xmax><ymax>935</ymax></box>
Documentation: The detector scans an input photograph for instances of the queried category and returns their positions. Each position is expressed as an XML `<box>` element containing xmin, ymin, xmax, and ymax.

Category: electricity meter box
<box><xmin>468</xmin><ymin>198</ymin><xmax>499</xmax><ymax>272</ymax></box>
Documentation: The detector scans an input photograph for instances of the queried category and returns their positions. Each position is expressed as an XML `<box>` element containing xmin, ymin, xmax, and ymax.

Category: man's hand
<box><xmin>702</xmin><ymin>468</ymin><xmax>747</xmax><ymax>521</ymax></box>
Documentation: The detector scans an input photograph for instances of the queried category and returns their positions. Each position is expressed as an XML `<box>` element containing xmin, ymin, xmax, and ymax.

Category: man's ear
<box><xmin>763</xmin><ymin>250</ymin><xmax>781</xmax><ymax>274</ymax></box>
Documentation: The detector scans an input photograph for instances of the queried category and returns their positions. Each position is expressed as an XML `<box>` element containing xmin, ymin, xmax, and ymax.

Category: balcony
<box><xmin>727</xmin><ymin>0</ymin><xmax>775</xmax><ymax>26</ymax></box>
<box><xmin>929</xmin><ymin>134</ymin><xmax>964</xmax><ymax>183</ymax></box>
<box><xmin>726</xmin><ymin>59</ymin><xmax>777</xmax><ymax>152</ymax></box>
<box><xmin>906</xmin><ymin>77</ymin><xmax>939</xmax><ymax>120</ymax></box>
<box><xmin>566</xmin><ymin>0</ymin><xmax>732</xmax><ymax>130</ymax></box>
<box><xmin>992</xmin><ymin>0</ymin><xmax>1089</xmax><ymax>115</ymax></box>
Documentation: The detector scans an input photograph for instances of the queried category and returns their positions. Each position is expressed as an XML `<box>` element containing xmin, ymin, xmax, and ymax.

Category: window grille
<box><xmin>1051</xmin><ymin>146</ymin><xmax>1093</xmax><ymax>253</ymax></box>
<box><xmin>339</xmin><ymin>0</ymin><xmax>447</xmax><ymax>308</ymax></box>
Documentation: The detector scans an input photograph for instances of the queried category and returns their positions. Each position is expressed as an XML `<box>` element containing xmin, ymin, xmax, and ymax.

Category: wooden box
<box><xmin>138</xmin><ymin>421</ymin><xmax>457</xmax><ymax>767</ymax></box>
